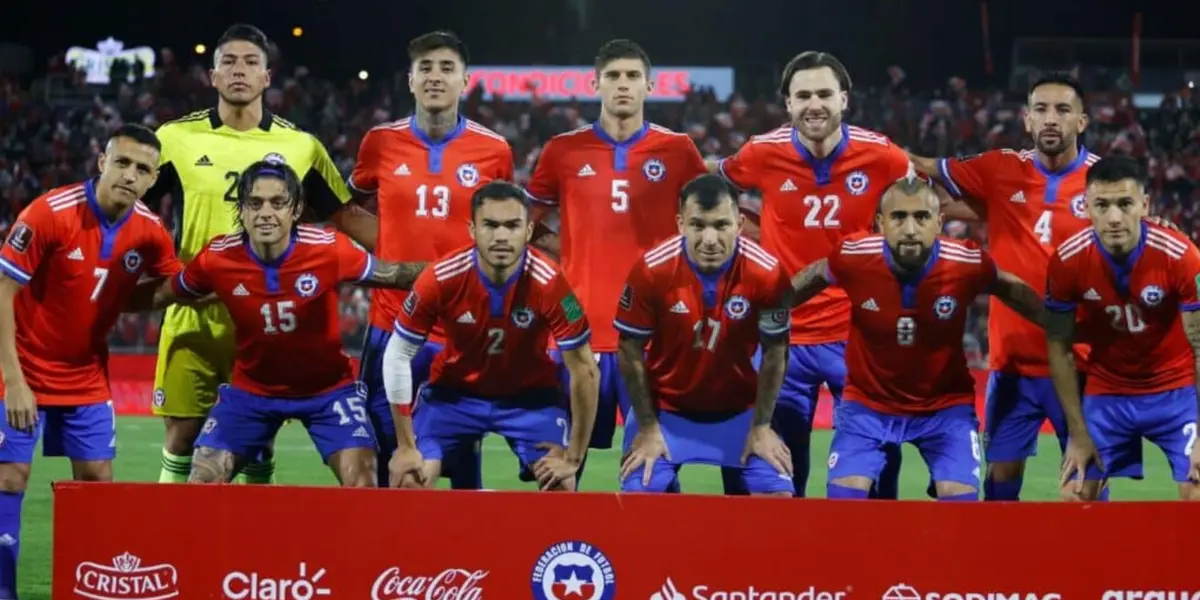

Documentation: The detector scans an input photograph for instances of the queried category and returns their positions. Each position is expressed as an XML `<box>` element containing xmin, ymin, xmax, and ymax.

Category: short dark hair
<box><xmin>594</xmin><ymin>39</ymin><xmax>651</xmax><ymax>75</ymax></box>
<box><xmin>107</xmin><ymin>124</ymin><xmax>161</xmax><ymax>153</ymax></box>
<box><xmin>679</xmin><ymin>174</ymin><xmax>737</xmax><ymax>212</ymax></box>
<box><xmin>1029</xmin><ymin>72</ymin><xmax>1087</xmax><ymax>111</ymax></box>
<box><xmin>1086</xmin><ymin>155</ymin><xmax>1146</xmax><ymax>189</ymax></box>
<box><xmin>779</xmin><ymin>51</ymin><xmax>852</xmax><ymax>97</ymax></box>
<box><xmin>216</xmin><ymin>23</ymin><xmax>270</xmax><ymax>58</ymax></box>
<box><xmin>470</xmin><ymin>180</ymin><xmax>529</xmax><ymax>218</ymax></box>
<box><xmin>236</xmin><ymin>160</ymin><xmax>303</xmax><ymax>232</ymax></box>
<box><xmin>408</xmin><ymin>31</ymin><xmax>469</xmax><ymax>65</ymax></box>
<box><xmin>881</xmin><ymin>173</ymin><xmax>938</xmax><ymax>210</ymax></box>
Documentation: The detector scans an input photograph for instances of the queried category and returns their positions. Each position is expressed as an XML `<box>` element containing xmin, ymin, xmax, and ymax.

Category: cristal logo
<box><xmin>883</xmin><ymin>583</ymin><xmax>1061</xmax><ymax>600</ymax></box>
<box><xmin>371</xmin><ymin>567</ymin><xmax>488</xmax><ymax>600</ymax></box>
<box><xmin>222</xmin><ymin>562</ymin><xmax>331</xmax><ymax>600</ymax></box>
<box><xmin>74</xmin><ymin>552</ymin><xmax>179</xmax><ymax>600</ymax></box>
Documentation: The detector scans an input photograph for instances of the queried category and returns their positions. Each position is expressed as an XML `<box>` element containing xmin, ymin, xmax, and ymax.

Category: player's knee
<box><xmin>188</xmin><ymin>447</ymin><xmax>235</xmax><ymax>483</ymax></box>
<box><xmin>333</xmin><ymin>452</ymin><xmax>377</xmax><ymax>488</ymax></box>
<box><xmin>163</xmin><ymin>416</ymin><xmax>205</xmax><ymax>455</ymax></box>
<box><xmin>986</xmin><ymin>460</ymin><xmax>1025</xmax><ymax>482</ymax></box>
<box><xmin>933</xmin><ymin>481</ymin><xmax>977</xmax><ymax>499</ymax></box>
<box><xmin>752</xmin><ymin>490</ymin><xmax>793</xmax><ymax>497</ymax></box>
<box><xmin>0</xmin><ymin>463</ymin><xmax>30</xmax><ymax>493</ymax></box>
<box><xmin>1059</xmin><ymin>482</ymin><xmax>1100</xmax><ymax>502</ymax></box>
<box><xmin>1178</xmin><ymin>483</ymin><xmax>1200</xmax><ymax>501</ymax></box>
<box><xmin>71</xmin><ymin>460</ymin><xmax>112</xmax><ymax>482</ymax></box>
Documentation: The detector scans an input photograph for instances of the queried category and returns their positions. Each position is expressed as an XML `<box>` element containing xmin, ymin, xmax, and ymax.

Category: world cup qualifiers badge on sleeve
<box><xmin>619</xmin><ymin>285</ymin><xmax>633</xmax><ymax>311</ymax></box>
<box><xmin>561</xmin><ymin>293</ymin><xmax>584</xmax><ymax>323</ymax></box>
<box><xmin>531</xmin><ymin>540</ymin><xmax>616</xmax><ymax>600</ymax></box>
<box><xmin>6</xmin><ymin>222</ymin><xmax>32</xmax><ymax>252</ymax></box>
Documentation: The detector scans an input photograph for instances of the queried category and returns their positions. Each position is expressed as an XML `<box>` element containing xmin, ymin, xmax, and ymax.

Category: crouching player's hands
<box><xmin>389</xmin><ymin>446</ymin><xmax>427</xmax><ymax>489</ymax></box>
<box><xmin>533</xmin><ymin>443</ymin><xmax>580</xmax><ymax>491</ymax></box>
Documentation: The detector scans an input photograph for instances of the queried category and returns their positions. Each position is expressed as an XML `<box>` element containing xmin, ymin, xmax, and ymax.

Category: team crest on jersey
<box><xmin>202</xmin><ymin>418</ymin><xmax>217</xmax><ymax>434</ymax></box>
<box><xmin>642</xmin><ymin>158</ymin><xmax>666</xmax><ymax>182</ymax></box>
<box><xmin>1070</xmin><ymin>194</ymin><xmax>1088</xmax><ymax>218</ymax></box>
<box><xmin>724</xmin><ymin>295</ymin><xmax>750</xmax><ymax>320</ymax></box>
<box><xmin>934</xmin><ymin>295</ymin><xmax>957</xmax><ymax>319</ymax></box>
<box><xmin>153</xmin><ymin>388</ymin><xmax>165</xmax><ymax>408</ymax></box>
<box><xmin>1140</xmin><ymin>285</ymin><xmax>1164</xmax><ymax>307</ymax></box>
<box><xmin>263</xmin><ymin>152</ymin><xmax>286</xmax><ymax>165</ymax></box>
<box><xmin>456</xmin><ymin>163</ymin><xmax>480</xmax><ymax>188</ymax></box>
<box><xmin>845</xmin><ymin>171</ymin><xmax>870</xmax><ymax>196</ymax></box>
<box><xmin>530</xmin><ymin>540</ymin><xmax>616</xmax><ymax>600</ymax></box>
<box><xmin>121</xmin><ymin>249</ymin><xmax>143</xmax><ymax>274</ymax></box>
<box><xmin>295</xmin><ymin>273</ymin><xmax>319</xmax><ymax>297</ymax></box>
<box><xmin>512</xmin><ymin>306</ymin><xmax>535</xmax><ymax>329</ymax></box>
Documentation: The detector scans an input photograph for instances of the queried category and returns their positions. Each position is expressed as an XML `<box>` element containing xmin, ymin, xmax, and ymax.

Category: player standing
<box><xmin>908</xmin><ymin>73</ymin><xmax>1098</xmax><ymax>500</ymax></box>
<box><xmin>349</xmin><ymin>30</ymin><xmax>513</xmax><ymax>489</ymax></box>
<box><xmin>525</xmin><ymin>39</ymin><xmax>710</xmax><ymax>486</ymax></box>
<box><xmin>382</xmin><ymin>181</ymin><xmax>599</xmax><ymax>491</ymax></box>
<box><xmin>789</xmin><ymin>177</ymin><xmax>1044</xmax><ymax>499</ymax></box>
<box><xmin>0</xmin><ymin>126</ymin><xmax>183</xmax><ymax>597</ymax></box>
<box><xmin>714</xmin><ymin>51</ymin><xmax>913</xmax><ymax>497</ymax></box>
<box><xmin>156</xmin><ymin>162</ymin><xmax>423</xmax><ymax>485</ymax></box>
<box><xmin>144</xmin><ymin>24</ymin><xmax>377</xmax><ymax>485</ymax></box>
<box><xmin>615</xmin><ymin>175</ymin><xmax>793</xmax><ymax>494</ymax></box>
<box><xmin>1045</xmin><ymin>156</ymin><xmax>1200</xmax><ymax>501</ymax></box>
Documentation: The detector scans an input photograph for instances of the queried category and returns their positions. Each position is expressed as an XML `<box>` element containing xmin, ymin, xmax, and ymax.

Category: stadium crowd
<box><xmin>1</xmin><ymin>53</ymin><xmax>1199</xmax><ymax>363</ymax></box>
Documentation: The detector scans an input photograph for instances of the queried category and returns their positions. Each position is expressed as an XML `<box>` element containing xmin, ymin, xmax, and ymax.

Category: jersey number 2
<box><xmin>261</xmin><ymin>300</ymin><xmax>297</xmax><ymax>334</ymax></box>
<box><xmin>486</xmin><ymin>327</ymin><xmax>505</xmax><ymax>355</ymax></box>
<box><xmin>802</xmin><ymin>195</ymin><xmax>841</xmax><ymax>228</ymax></box>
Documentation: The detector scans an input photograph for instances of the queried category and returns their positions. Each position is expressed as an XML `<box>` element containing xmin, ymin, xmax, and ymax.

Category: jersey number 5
<box><xmin>611</xmin><ymin>179</ymin><xmax>629</xmax><ymax>213</ymax></box>
<box><xmin>261</xmin><ymin>300</ymin><xmax>297</xmax><ymax>334</ymax></box>
<box><xmin>802</xmin><ymin>195</ymin><xmax>841</xmax><ymax>228</ymax></box>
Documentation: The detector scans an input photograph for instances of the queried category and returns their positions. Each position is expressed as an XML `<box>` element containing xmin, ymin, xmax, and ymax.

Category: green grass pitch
<box><xmin>16</xmin><ymin>416</ymin><xmax>1180</xmax><ymax>598</ymax></box>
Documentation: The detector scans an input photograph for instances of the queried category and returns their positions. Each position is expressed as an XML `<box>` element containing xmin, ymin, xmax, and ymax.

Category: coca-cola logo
<box><xmin>371</xmin><ymin>567</ymin><xmax>488</xmax><ymax>600</ymax></box>
<box><xmin>74</xmin><ymin>552</ymin><xmax>180</xmax><ymax>600</ymax></box>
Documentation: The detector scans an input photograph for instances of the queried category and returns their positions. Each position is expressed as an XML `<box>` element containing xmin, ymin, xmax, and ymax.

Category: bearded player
<box><xmin>383</xmin><ymin>181</ymin><xmax>599</xmax><ymax>491</ymax></box>
<box><xmin>350</xmin><ymin>30</ymin><xmax>513</xmax><ymax>490</ymax></box>
<box><xmin>144</xmin><ymin>24</ymin><xmax>377</xmax><ymax>485</ymax></box>
<box><xmin>0</xmin><ymin>126</ymin><xmax>183</xmax><ymax>596</ymax></box>
<box><xmin>789</xmin><ymin>176</ymin><xmax>1044</xmax><ymax>499</ymax></box>
<box><xmin>908</xmin><ymin>73</ymin><xmax>1099</xmax><ymax>501</ymax></box>
<box><xmin>714</xmin><ymin>51</ymin><xmax>913</xmax><ymax>497</ymax></box>
<box><xmin>524</xmin><ymin>39</ymin><xmax>711</xmax><ymax>489</ymax></box>
<box><xmin>156</xmin><ymin>161</ymin><xmax>424</xmax><ymax>485</ymax></box>
<box><xmin>1045</xmin><ymin>156</ymin><xmax>1200</xmax><ymax>501</ymax></box>
<box><xmin>616</xmin><ymin>175</ymin><xmax>793</xmax><ymax>495</ymax></box>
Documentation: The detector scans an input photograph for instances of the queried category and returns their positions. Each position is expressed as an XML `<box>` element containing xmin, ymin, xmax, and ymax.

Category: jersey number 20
<box><xmin>261</xmin><ymin>301</ymin><xmax>297</xmax><ymax>334</ymax></box>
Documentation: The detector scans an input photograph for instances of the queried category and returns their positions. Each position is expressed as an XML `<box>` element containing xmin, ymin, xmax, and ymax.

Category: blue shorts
<box><xmin>554</xmin><ymin>350</ymin><xmax>626</xmax><ymax>449</ymax></box>
<box><xmin>197</xmin><ymin>383</ymin><xmax>378</xmax><ymax>463</ymax></box>
<box><xmin>756</xmin><ymin>342</ymin><xmax>846</xmax><ymax>444</ymax></box>
<box><xmin>829</xmin><ymin>401</ymin><xmax>981</xmax><ymax>489</ymax></box>
<box><xmin>984</xmin><ymin>372</ymin><xmax>1069</xmax><ymax>462</ymax></box>
<box><xmin>1082</xmin><ymin>387</ymin><xmax>1199</xmax><ymax>483</ymax></box>
<box><xmin>0</xmin><ymin>400</ymin><xmax>115</xmax><ymax>464</ymax></box>
<box><xmin>359</xmin><ymin>325</ymin><xmax>442</xmax><ymax>456</ymax></box>
<box><xmin>413</xmin><ymin>385</ymin><xmax>568</xmax><ymax>470</ymax></box>
<box><xmin>620</xmin><ymin>408</ymin><xmax>795</xmax><ymax>495</ymax></box>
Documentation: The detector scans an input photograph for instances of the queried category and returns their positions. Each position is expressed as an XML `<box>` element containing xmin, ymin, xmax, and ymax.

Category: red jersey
<box><xmin>938</xmin><ymin>148</ymin><xmax>1099</xmax><ymax>376</ymax></box>
<box><xmin>0</xmin><ymin>180</ymin><xmax>180</xmax><ymax>405</ymax></box>
<box><xmin>526</xmin><ymin>122</ymin><xmax>707</xmax><ymax>353</ymax></box>
<box><xmin>172</xmin><ymin>226</ymin><xmax>373</xmax><ymax>398</ymax></box>
<box><xmin>393</xmin><ymin>246</ymin><xmax>591</xmax><ymax>399</ymax></box>
<box><xmin>1045</xmin><ymin>224</ymin><xmax>1200</xmax><ymax>395</ymax></box>
<box><xmin>349</xmin><ymin>116</ymin><xmax>513</xmax><ymax>333</ymax></box>
<box><xmin>828</xmin><ymin>233</ymin><xmax>998</xmax><ymax>415</ymax></box>
<box><xmin>614</xmin><ymin>236</ymin><xmax>791</xmax><ymax>413</ymax></box>
<box><xmin>719</xmin><ymin>124</ymin><xmax>912</xmax><ymax>345</ymax></box>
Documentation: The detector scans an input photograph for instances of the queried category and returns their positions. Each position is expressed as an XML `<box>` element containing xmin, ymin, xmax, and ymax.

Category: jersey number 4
<box><xmin>261</xmin><ymin>300</ymin><xmax>297</xmax><ymax>334</ymax></box>
<box><xmin>802</xmin><ymin>195</ymin><xmax>841</xmax><ymax>228</ymax></box>
<box><xmin>1034</xmin><ymin>209</ymin><xmax>1053</xmax><ymax>245</ymax></box>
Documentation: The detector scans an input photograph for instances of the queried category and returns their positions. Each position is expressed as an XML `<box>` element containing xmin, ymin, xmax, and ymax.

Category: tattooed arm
<box><xmin>988</xmin><ymin>270</ymin><xmax>1046</xmax><ymax>327</ymax></box>
<box><xmin>359</xmin><ymin>260</ymin><xmax>426</xmax><ymax>290</ymax></box>
<box><xmin>188</xmin><ymin>447</ymin><xmax>239</xmax><ymax>483</ymax></box>
<box><xmin>616</xmin><ymin>334</ymin><xmax>656</xmax><ymax>429</ymax></box>
<box><xmin>1044</xmin><ymin>310</ymin><xmax>1086</xmax><ymax>441</ymax></box>
<box><xmin>1183</xmin><ymin>311</ymin><xmax>1200</xmax><ymax>482</ymax></box>
<box><xmin>790</xmin><ymin>258</ymin><xmax>832</xmax><ymax>307</ymax></box>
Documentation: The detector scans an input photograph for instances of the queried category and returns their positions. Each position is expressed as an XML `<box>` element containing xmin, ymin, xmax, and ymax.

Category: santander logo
<box><xmin>370</xmin><ymin>567</ymin><xmax>488</xmax><ymax>600</ymax></box>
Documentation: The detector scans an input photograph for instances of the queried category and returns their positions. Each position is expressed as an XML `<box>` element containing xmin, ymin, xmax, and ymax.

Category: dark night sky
<box><xmin>0</xmin><ymin>0</ymin><xmax>1185</xmax><ymax>88</ymax></box>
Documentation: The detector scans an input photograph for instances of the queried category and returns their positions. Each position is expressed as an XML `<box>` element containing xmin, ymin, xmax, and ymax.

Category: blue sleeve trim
<box><xmin>614</xmin><ymin>319</ymin><xmax>653</xmax><ymax>338</ymax></box>
<box><xmin>823</xmin><ymin>263</ymin><xmax>836</xmax><ymax>286</ymax></box>
<box><xmin>174</xmin><ymin>271</ymin><xmax>204</xmax><ymax>298</ymax></box>
<box><xmin>0</xmin><ymin>258</ymin><xmax>31</xmax><ymax>285</ymax></box>
<box><xmin>357</xmin><ymin>253</ymin><xmax>376</xmax><ymax>283</ymax></box>
<box><xmin>937</xmin><ymin>158</ymin><xmax>964</xmax><ymax>198</ymax></box>
<box><xmin>392</xmin><ymin>322</ymin><xmax>428</xmax><ymax>345</ymax></box>
<box><xmin>1044</xmin><ymin>299</ymin><xmax>1076</xmax><ymax>313</ymax></box>
<box><xmin>1181</xmin><ymin>302</ymin><xmax>1200</xmax><ymax>312</ymax></box>
<box><xmin>556</xmin><ymin>330</ymin><xmax>591</xmax><ymax>351</ymax></box>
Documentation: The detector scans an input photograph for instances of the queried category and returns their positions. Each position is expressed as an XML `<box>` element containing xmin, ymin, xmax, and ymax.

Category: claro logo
<box><xmin>222</xmin><ymin>562</ymin><xmax>331</xmax><ymax>600</ymax></box>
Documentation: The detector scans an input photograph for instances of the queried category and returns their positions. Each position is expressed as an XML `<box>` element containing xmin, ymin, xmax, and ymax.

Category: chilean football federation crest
<box><xmin>1140</xmin><ymin>285</ymin><xmax>1164</xmax><ymax>307</ymax></box>
<box><xmin>845</xmin><ymin>170</ymin><xmax>870</xmax><ymax>196</ymax></box>
<box><xmin>531</xmin><ymin>540</ymin><xmax>616</xmax><ymax>600</ymax></box>
<box><xmin>121</xmin><ymin>249</ymin><xmax>143</xmax><ymax>274</ymax></box>
<box><xmin>724</xmin><ymin>295</ymin><xmax>750</xmax><ymax>320</ymax></box>
<box><xmin>264</xmin><ymin>152</ymin><xmax>287</xmax><ymax>165</ymax></box>
<box><xmin>642</xmin><ymin>158</ymin><xmax>666</xmax><ymax>182</ymax></box>
<box><xmin>512</xmin><ymin>306</ymin><xmax>535</xmax><ymax>329</ymax></box>
<box><xmin>295</xmin><ymin>273</ymin><xmax>319</xmax><ymax>297</ymax></box>
<box><xmin>456</xmin><ymin>163</ymin><xmax>480</xmax><ymax>188</ymax></box>
<box><xmin>1070</xmin><ymin>194</ymin><xmax>1088</xmax><ymax>218</ymax></box>
<box><xmin>934</xmin><ymin>295</ymin><xmax>957</xmax><ymax>319</ymax></box>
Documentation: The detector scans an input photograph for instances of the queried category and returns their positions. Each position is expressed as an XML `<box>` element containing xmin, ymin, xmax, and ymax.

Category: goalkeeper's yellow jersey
<box><xmin>144</xmin><ymin>107</ymin><xmax>351</xmax><ymax>262</ymax></box>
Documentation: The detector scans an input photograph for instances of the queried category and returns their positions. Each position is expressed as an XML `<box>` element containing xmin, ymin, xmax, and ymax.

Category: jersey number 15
<box><xmin>261</xmin><ymin>301</ymin><xmax>297</xmax><ymax>334</ymax></box>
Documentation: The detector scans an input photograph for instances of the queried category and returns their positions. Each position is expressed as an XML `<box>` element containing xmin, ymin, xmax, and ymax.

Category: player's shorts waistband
<box><xmin>423</xmin><ymin>384</ymin><xmax>562</xmax><ymax>407</ymax></box>
<box><xmin>658</xmin><ymin>408</ymin><xmax>746</xmax><ymax>424</ymax></box>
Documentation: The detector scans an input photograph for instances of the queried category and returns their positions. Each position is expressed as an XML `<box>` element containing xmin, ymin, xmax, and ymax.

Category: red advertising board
<box><xmin>53</xmin><ymin>482</ymin><xmax>1199</xmax><ymax>600</ymax></box>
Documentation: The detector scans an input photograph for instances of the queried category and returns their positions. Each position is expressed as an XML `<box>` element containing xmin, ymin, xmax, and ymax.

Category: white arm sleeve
<box><xmin>382</xmin><ymin>333</ymin><xmax>422</xmax><ymax>406</ymax></box>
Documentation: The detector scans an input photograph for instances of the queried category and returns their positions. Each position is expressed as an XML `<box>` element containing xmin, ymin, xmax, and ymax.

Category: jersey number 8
<box><xmin>261</xmin><ymin>300</ymin><xmax>297</xmax><ymax>334</ymax></box>
<box><xmin>896</xmin><ymin>316</ymin><xmax>916</xmax><ymax>346</ymax></box>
